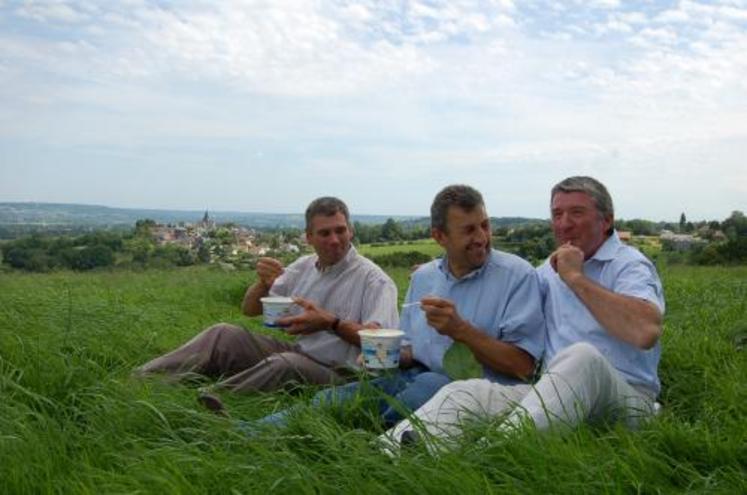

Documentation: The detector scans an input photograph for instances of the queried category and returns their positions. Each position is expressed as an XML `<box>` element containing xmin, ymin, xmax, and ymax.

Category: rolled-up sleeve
<box><xmin>612</xmin><ymin>259</ymin><xmax>666</xmax><ymax>314</ymax></box>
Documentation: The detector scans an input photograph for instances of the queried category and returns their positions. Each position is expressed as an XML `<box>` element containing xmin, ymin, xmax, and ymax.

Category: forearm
<box><xmin>564</xmin><ymin>273</ymin><xmax>662</xmax><ymax>349</ymax></box>
<box><xmin>452</xmin><ymin>322</ymin><xmax>536</xmax><ymax>381</ymax></box>
<box><xmin>241</xmin><ymin>280</ymin><xmax>270</xmax><ymax>316</ymax></box>
<box><xmin>333</xmin><ymin>319</ymin><xmax>367</xmax><ymax>346</ymax></box>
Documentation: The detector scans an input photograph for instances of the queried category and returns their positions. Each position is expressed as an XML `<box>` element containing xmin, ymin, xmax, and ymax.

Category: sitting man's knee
<box><xmin>205</xmin><ymin>322</ymin><xmax>240</xmax><ymax>336</ymax></box>
<box><xmin>560</xmin><ymin>342</ymin><xmax>603</xmax><ymax>362</ymax></box>
<box><xmin>549</xmin><ymin>342</ymin><xmax>608</xmax><ymax>374</ymax></box>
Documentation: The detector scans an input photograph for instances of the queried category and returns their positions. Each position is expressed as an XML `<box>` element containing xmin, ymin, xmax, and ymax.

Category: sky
<box><xmin>1</xmin><ymin>0</ymin><xmax>746</xmax><ymax>222</ymax></box>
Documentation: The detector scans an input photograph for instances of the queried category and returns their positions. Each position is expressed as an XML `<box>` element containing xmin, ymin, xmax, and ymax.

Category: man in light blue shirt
<box><xmin>253</xmin><ymin>184</ymin><xmax>545</xmax><ymax>429</ymax></box>
<box><xmin>383</xmin><ymin>176</ymin><xmax>665</xmax><ymax>449</ymax></box>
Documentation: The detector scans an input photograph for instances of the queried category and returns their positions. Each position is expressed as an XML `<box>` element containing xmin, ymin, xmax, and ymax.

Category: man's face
<box><xmin>306</xmin><ymin>211</ymin><xmax>352</xmax><ymax>267</ymax></box>
<box><xmin>551</xmin><ymin>191</ymin><xmax>612</xmax><ymax>259</ymax></box>
<box><xmin>433</xmin><ymin>205</ymin><xmax>491</xmax><ymax>275</ymax></box>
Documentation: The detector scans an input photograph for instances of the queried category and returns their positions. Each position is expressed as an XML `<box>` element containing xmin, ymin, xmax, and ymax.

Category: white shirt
<box><xmin>270</xmin><ymin>245</ymin><xmax>399</xmax><ymax>368</ymax></box>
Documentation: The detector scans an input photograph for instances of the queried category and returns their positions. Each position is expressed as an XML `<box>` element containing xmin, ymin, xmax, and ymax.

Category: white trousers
<box><xmin>382</xmin><ymin>342</ymin><xmax>656</xmax><ymax>449</ymax></box>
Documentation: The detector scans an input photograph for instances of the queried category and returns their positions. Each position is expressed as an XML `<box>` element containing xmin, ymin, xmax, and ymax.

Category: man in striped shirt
<box><xmin>135</xmin><ymin>197</ymin><xmax>399</xmax><ymax>395</ymax></box>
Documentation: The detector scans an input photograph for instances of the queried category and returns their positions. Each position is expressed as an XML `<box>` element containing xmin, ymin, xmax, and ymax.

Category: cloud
<box><xmin>590</xmin><ymin>0</ymin><xmax>621</xmax><ymax>9</ymax></box>
<box><xmin>15</xmin><ymin>0</ymin><xmax>91</xmax><ymax>23</ymax></box>
<box><xmin>1</xmin><ymin>1</ymin><xmax>745</xmax><ymax>219</ymax></box>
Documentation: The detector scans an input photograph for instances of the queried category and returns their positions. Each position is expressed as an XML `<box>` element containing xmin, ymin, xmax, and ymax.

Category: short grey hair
<box><xmin>551</xmin><ymin>176</ymin><xmax>614</xmax><ymax>233</ymax></box>
<box><xmin>431</xmin><ymin>185</ymin><xmax>484</xmax><ymax>232</ymax></box>
<box><xmin>305</xmin><ymin>197</ymin><xmax>350</xmax><ymax>231</ymax></box>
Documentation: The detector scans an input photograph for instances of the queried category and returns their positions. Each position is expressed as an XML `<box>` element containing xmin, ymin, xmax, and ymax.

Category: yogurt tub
<box><xmin>358</xmin><ymin>329</ymin><xmax>405</xmax><ymax>369</ymax></box>
<box><xmin>260</xmin><ymin>296</ymin><xmax>295</xmax><ymax>327</ymax></box>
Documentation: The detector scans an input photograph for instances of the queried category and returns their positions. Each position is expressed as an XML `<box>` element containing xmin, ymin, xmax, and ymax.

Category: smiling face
<box><xmin>432</xmin><ymin>204</ymin><xmax>491</xmax><ymax>278</ymax></box>
<box><xmin>306</xmin><ymin>212</ymin><xmax>352</xmax><ymax>267</ymax></box>
<box><xmin>551</xmin><ymin>191</ymin><xmax>612</xmax><ymax>259</ymax></box>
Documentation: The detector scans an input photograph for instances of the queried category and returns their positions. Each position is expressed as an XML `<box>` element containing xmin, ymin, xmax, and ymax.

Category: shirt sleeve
<box><xmin>498</xmin><ymin>269</ymin><xmax>546</xmax><ymax>361</ymax></box>
<box><xmin>612</xmin><ymin>258</ymin><xmax>666</xmax><ymax>314</ymax></box>
<box><xmin>360</xmin><ymin>273</ymin><xmax>400</xmax><ymax>329</ymax></box>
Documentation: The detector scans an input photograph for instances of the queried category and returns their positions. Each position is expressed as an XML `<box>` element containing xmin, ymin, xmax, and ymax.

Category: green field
<box><xmin>357</xmin><ymin>239</ymin><xmax>445</xmax><ymax>259</ymax></box>
<box><xmin>1</xmin><ymin>264</ymin><xmax>746</xmax><ymax>493</ymax></box>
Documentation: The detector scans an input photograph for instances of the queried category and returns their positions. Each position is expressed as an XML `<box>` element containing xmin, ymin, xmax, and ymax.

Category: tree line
<box><xmin>2</xmin><ymin>211</ymin><xmax>746</xmax><ymax>272</ymax></box>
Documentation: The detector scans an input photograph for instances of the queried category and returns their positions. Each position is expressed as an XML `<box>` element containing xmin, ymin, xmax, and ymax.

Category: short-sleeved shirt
<box><xmin>402</xmin><ymin>249</ymin><xmax>546</xmax><ymax>386</ymax></box>
<box><xmin>537</xmin><ymin>231</ymin><xmax>666</xmax><ymax>395</ymax></box>
<box><xmin>270</xmin><ymin>245</ymin><xmax>399</xmax><ymax>368</ymax></box>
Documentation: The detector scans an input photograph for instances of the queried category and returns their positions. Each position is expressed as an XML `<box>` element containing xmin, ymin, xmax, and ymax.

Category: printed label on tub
<box><xmin>358</xmin><ymin>329</ymin><xmax>404</xmax><ymax>369</ymax></box>
<box><xmin>260</xmin><ymin>297</ymin><xmax>294</xmax><ymax>327</ymax></box>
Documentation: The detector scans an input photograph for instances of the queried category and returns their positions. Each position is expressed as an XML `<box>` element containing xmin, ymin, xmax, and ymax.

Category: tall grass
<box><xmin>1</xmin><ymin>265</ymin><xmax>745</xmax><ymax>493</ymax></box>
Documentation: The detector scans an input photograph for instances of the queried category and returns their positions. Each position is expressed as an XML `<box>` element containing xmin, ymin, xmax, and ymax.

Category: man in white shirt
<box><xmin>136</xmin><ymin>197</ymin><xmax>399</xmax><ymax>394</ymax></box>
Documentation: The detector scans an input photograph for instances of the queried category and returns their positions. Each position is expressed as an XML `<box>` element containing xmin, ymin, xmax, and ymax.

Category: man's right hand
<box><xmin>550</xmin><ymin>242</ymin><xmax>585</xmax><ymax>285</ymax></box>
<box><xmin>256</xmin><ymin>257</ymin><xmax>285</xmax><ymax>288</ymax></box>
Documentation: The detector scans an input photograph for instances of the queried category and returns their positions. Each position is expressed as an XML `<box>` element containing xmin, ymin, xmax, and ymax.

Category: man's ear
<box><xmin>603</xmin><ymin>214</ymin><xmax>614</xmax><ymax>235</ymax></box>
<box><xmin>432</xmin><ymin>227</ymin><xmax>448</xmax><ymax>248</ymax></box>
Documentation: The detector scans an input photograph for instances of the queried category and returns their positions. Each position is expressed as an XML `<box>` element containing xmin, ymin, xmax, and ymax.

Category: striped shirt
<box><xmin>270</xmin><ymin>245</ymin><xmax>399</xmax><ymax>368</ymax></box>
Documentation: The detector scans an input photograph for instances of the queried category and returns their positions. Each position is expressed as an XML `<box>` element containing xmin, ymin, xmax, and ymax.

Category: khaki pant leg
<box><xmin>216</xmin><ymin>351</ymin><xmax>346</xmax><ymax>393</ymax></box>
<box><xmin>136</xmin><ymin>323</ymin><xmax>295</xmax><ymax>377</ymax></box>
<box><xmin>505</xmin><ymin>342</ymin><xmax>656</xmax><ymax>432</ymax></box>
<box><xmin>382</xmin><ymin>380</ymin><xmax>531</xmax><ymax>448</ymax></box>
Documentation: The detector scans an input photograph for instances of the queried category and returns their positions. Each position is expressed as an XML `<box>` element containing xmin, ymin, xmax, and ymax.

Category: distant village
<box><xmin>150</xmin><ymin>211</ymin><xmax>304</xmax><ymax>265</ymax></box>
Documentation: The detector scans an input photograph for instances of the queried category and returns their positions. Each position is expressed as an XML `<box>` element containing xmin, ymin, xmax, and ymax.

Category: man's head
<box><xmin>305</xmin><ymin>197</ymin><xmax>353</xmax><ymax>267</ymax></box>
<box><xmin>431</xmin><ymin>185</ymin><xmax>491</xmax><ymax>277</ymax></box>
<box><xmin>550</xmin><ymin>176</ymin><xmax>614</xmax><ymax>259</ymax></box>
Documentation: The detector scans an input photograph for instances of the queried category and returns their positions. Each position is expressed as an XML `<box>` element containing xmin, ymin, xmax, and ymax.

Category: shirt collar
<box><xmin>587</xmin><ymin>230</ymin><xmax>620</xmax><ymax>263</ymax></box>
<box><xmin>315</xmin><ymin>244</ymin><xmax>356</xmax><ymax>274</ymax></box>
<box><xmin>437</xmin><ymin>251</ymin><xmax>491</xmax><ymax>282</ymax></box>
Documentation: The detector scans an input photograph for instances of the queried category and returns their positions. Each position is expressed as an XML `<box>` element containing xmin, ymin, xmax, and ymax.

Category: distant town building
<box><xmin>660</xmin><ymin>230</ymin><xmax>706</xmax><ymax>251</ymax></box>
<box><xmin>201</xmin><ymin>210</ymin><xmax>216</xmax><ymax>230</ymax></box>
<box><xmin>145</xmin><ymin>211</ymin><xmax>307</xmax><ymax>266</ymax></box>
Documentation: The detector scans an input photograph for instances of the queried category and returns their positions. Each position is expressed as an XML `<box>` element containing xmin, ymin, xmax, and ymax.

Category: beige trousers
<box><xmin>383</xmin><ymin>342</ymin><xmax>656</xmax><ymax>449</ymax></box>
<box><xmin>136</xmin><ymin>323</ymin><xmax>346</xmax><ymax>392</ymax></box>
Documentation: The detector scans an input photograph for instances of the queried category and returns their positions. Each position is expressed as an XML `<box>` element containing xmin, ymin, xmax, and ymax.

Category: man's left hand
<box><xmin>420</xmin><ymin>296</ymin><xmax>468</xmax><ymax>340</ymax></box>
<box><xmin>277</xmin><ymin>297</ymin><xmax>335</xmax><ymax>335</ymax></box>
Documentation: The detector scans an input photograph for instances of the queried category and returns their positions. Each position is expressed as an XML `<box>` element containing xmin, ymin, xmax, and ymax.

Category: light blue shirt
<box><xmin>402</xmin><ymin>249</ymin><xmax>546</xmax><ymax>386</ymax></box>
<box><xmin>537</xmin><ymin>231</ymin><xmax>666</xmax><ymax>395</ymax></box>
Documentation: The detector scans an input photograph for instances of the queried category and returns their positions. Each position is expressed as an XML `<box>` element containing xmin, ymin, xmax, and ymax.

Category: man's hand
<box><xmin>256</xmin><ymin>257</ymin><xmax>285</xmax><ymax>288</ymax></box>
<box><xmin>550</xmin><ymin>242</ymin><xmax>585</xmax><ymax>284</ymax></box>
<box><xmin>420</xmin><ymin>296</ymin><xmax>469</xmax><ymax>340</ymax></box>
<box><xmin>277</xmin><ymin>297</ymin><xmax>335</xmax><ymax>336</ymax></box>
<box><xmin>399</xmin><ymin>345</ymin><xmax>414</xmax><ymax>368</ymax></box>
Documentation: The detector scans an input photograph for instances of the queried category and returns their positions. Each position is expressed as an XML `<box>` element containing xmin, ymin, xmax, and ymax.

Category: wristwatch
<box><xmin>331</xmin><ymin>317</ymin><xmax>341</xmax><ymax>332</ymax></box>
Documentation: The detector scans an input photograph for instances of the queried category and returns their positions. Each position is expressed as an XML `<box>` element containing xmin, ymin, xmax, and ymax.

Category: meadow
<box><xmin>357</xmin><ymin>239</ymin><xmax>445</xmax><ymax>259</ymax></box>
<box><xmin>1</xmin><ymin>259</ymin><xmax>745</xmax><ymax>493</ymax></box>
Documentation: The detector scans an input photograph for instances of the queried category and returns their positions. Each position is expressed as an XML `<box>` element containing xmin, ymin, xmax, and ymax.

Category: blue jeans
<box><xmin>250</xmin><ymin>367</ymin><xmax>451</xmax><ymax>430</ymax></box>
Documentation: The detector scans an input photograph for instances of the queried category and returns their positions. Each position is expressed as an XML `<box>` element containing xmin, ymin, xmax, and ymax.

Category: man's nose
<box><xmin>556</xmin><ymin>212</ymin><xmax>573</xmax><ymax>229</ymax></box>
<box><xmin>474</xmin><ymin>227</ymin><xmax>488</xmax><ymax>244</ymax></box>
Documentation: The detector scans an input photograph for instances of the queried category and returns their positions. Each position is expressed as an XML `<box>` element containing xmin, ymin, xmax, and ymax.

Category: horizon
<box><xmin>1</xmin><ymin>1</ymin><xmax>745</xmax><ymax>220</ymax></box>
<box><xmin>3</xmin><ymin>199</ymin><xmax>738</xmax><ymax>224</ymax></box>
